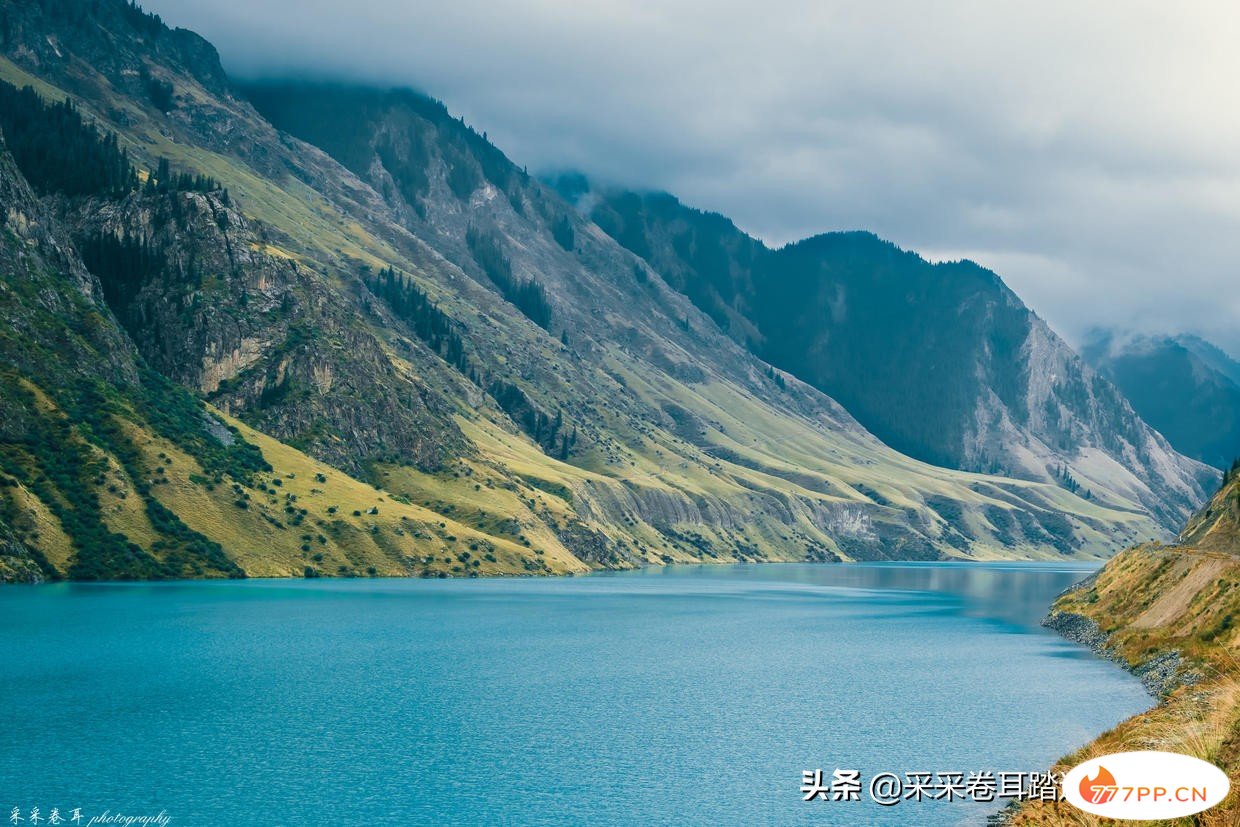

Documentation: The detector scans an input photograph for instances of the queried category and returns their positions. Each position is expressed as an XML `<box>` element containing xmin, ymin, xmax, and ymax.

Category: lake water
<box><xmin>0</xmin><ymin>562</ymin><xmax>1150</xmax><ymax>826</ymax></box>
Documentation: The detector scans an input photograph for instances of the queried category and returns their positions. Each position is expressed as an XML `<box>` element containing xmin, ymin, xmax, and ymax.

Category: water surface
<box><xmin>0</xmin><ymin>562</ymin><xmax>1149</xmax><ymax>825</ymax></box>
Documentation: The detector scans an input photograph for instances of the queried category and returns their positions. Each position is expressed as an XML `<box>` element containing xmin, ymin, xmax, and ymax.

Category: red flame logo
<box><xmin>1080</xmin><ymin>765</ymin><xmax>1119</xmax><ymax>804</ymax></box>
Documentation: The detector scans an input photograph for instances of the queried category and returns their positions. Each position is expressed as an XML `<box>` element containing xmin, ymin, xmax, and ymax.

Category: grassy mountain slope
<box><xmin>1083</xmin><ymin>331</ymin><xmax>1240</xmax><ymax>471</ymax></box>
<box><xmin>0</xmin><ymin>119</ymin><xmax>240</xmax><ymax>581</ymax></box>
<box><xmin>556</xmin><ymin>181</ymin><xmax>1216</xmax><ymax>531</ymax></box>
<box><xmin>238</xmin><ymin>78</ymin><xmax>1172</xmax><ymax>560</ymax></box>
<box><xmin>1014</xmin><ymin>469</ymin><xmax>1240</xmax><ymax>825</ymax></box>
<box><xmin>0</xmin><ymin>0</ymin><xmax>1189</xmax><ymax>580</ymax></box>
<box><xmin>0</xmin><ymin>120</ymin><xmax>584</xmax><ymax>580</ymax></box>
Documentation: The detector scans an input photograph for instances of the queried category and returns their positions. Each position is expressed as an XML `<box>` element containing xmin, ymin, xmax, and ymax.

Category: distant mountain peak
<box><xmin>1082</xmin><ymin>328</ymin><xmax>1240</xmax><ymax>471</ymax></box>
<box><xmin>571</xmin><ymin>178</ymin><xmax>1216</xmax><ymax>526</ymax></box>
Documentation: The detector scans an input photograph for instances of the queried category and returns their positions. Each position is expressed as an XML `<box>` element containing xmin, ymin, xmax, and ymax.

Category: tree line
<box><xmin>364</xmin><ymin>264</ymin><xmax>573</xmax><ymax>458</ymax></box>
<box><xmin>0</xmin><ymin>79</ymin><xmax>221</xmax><ymax>199</ymax></box>
<box><xmin>77</xmin><ymin>231</ymin><xmax>166</xmax><ymax>312</ymax></box>
<box><xmin>465</xmin><ymin>225</ymin><xmax>552</xmax><ymax>329</ymax></box>
<box><xmin>487</xmin><ymin>380</ymin><xmax>574</xmax><ymax>459</ymax></box>
<box><xmin>363</xmin><ymin>266</ymin><xmax>474</xmax><ymax>378</ymax></box>
<box><xmin>0</xmin><ymin>80</ymin><xmax>136</xmax><ymax>197</ymax></box>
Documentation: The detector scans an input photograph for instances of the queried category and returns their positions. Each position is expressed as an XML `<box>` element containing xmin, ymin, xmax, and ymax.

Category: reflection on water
<box><xmin>0</xmin><ymin>562</ymin><xmax>1147</xmax><ymax>826</ymax></box>
<box><xmin>621</xmin><ymin>560</ymin><xmax>1098</xmax><ymax>630</ymax></box>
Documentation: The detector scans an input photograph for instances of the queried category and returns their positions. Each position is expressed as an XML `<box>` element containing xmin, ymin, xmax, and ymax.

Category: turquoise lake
<box><xmin>0</xmin><ymin>562</ymin><xmax>1151</xmax><ymax>825</ymax></box>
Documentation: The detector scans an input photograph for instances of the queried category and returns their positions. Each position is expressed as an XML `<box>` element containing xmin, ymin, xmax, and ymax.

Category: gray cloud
<box><xmin>146</xmin><ymin>0</ymin><xmax>1240</xmax><ymax>355</ymax></box>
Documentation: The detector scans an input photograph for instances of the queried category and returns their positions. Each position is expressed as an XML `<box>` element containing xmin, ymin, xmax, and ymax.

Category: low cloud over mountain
<box><xmin>148</xmin><ymin>0</ymin><xmax>1240</xmax><ymax>354</ymax></box>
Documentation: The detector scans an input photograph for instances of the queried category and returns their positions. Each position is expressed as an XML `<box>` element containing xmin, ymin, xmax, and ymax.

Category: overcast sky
<box><xmin>146</xmin><ymin>0</ymin><xmax>1240</xmax><ymax>355</ymax></box>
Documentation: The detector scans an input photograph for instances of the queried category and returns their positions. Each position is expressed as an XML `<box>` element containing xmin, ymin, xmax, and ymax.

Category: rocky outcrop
<box><xmin>0</xmin><ymin>518</ymin><xmax>43</xmax><ymax>584</ymax></box>
<box><xmin>63</xmin><ymin>188</ymin><xmax>465</xmax><ymax>474</ymax></box>
<box><xmin>1042</xmin><ymin>606</ymin><xmax>1200</xmax><ymax>698</ymax></box>
<box><xmin>0</xmin><ymin>123</ymin><xmax>261</xmax><ymax>579</ymax></box>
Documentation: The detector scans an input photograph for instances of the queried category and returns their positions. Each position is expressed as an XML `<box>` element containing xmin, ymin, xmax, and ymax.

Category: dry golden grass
<box><xmin>1011</xmin><ymin>673</ymin><xmax>1240</xmax><ymax>826</ymax></box>
<box><xmin>1010</xmin><ymin>526</ymin><xmax>1240</xmax><ymax>826</ymax></box>
<box><xmin>94</xmin><ymin>450</ymin><xmax>159</xmax><ymax>552</ymax></box>
<box><xmin>12</xmin><ymin>396</ymin><xmax>591</xmax><ymax>580</ymax></box>
<box><xmin>134</xmin><ymin>412</ymin><xmax>590</xmax><ymax>578</ymax></box>
<box><xmin>0</xmin><ymin>481</ymin><xmax>73</xmax><ymax>570</ymax></box>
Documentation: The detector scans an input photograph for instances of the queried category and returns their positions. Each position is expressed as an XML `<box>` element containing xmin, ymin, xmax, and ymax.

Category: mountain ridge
<box><xmin>1082</xmin><ymin>329</ymin><xmax>1240</xmax><ymax>471</ymax></box>
<box><xmin>0</xmin><ymin>0</ymin><xmax>1210</xmax><ymax>580</ymax></box>
<box><xmin>553</xmin><ymin>178</ymin><xmax>1217</xmax><ymax>528</ymax></box>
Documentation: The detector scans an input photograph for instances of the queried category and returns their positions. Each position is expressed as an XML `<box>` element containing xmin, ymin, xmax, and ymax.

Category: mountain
<box><xmin>0</xmin><ymin>109</ymin><xmax>250</xmax><ymax>581</ymax></box>
<box><xmin>552</xmin><ymin>180</ymin><xmax>1217</xmax><ymax>529</ymax></box>
<box><xmin>0</xmin><ymin>97</ymin><xmax>595</xmax><ymax>582</ymax></box>
<box><xmin>0</xmin><ymin>0</ymin><xmax>1207</xmax><ymax>580</ymax></box>
<box><xmin>1181</xmin><ymin>335</ymin><xmax>1240</xmax><ymax>388</ymax></box>
<box><xmin>1081</xmin><ymin>330</ymin><xmax>1240</xmax><ymax>471</ymax></box>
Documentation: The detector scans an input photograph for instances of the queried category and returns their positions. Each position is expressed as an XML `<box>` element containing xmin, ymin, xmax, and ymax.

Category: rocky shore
<box><xmin>1041</xmin><ymin>606</ymin><xmax>1195</xmax><ymax>698</ymax></box>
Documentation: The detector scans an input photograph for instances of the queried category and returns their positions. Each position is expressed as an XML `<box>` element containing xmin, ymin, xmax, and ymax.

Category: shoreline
<box><xmin>986</xmin><ymin>581</ymin><xmax>1171</xmax><ymax>827</ymax></box>
<box><xmin>0</xmin><ymin>554</ymin><xmax>1108</xmax><ymax>587</ymax></box>
<box><xmin>1004</xmin><ymin>541</ymin><xmax>1240</xmax><ymax>825</ymax></box>
<box><xmin>1041</xmin><ymin>606</ymin><xmax>1195</xmax><ymax>699</ymax></box>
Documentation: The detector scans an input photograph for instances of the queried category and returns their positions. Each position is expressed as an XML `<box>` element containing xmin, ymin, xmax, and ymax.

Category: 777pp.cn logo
<box><xmin>1063</xmin><ymin>751</ymin><xmax>1230</xmax><ymax>820</ymax></box>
